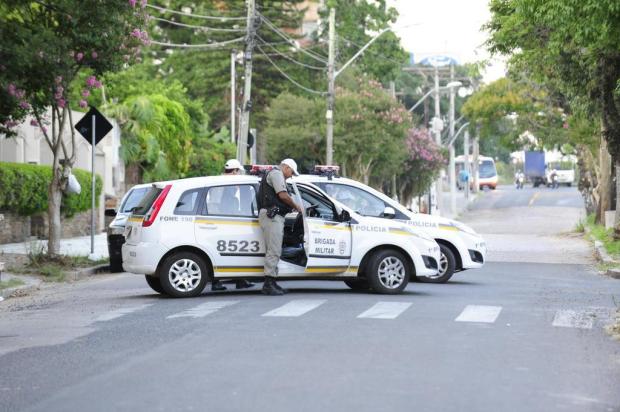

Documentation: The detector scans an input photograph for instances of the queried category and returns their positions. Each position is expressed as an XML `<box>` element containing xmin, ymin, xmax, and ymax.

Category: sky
<box><xmin>386</xmin><ymin>0</ymin><xmax>506</xmax><ymax>83</ymax></box>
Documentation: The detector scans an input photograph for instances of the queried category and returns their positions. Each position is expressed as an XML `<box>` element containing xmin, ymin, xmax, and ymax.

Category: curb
<box><xmin>0</xmin><ymin>274</ymin><xmax>42</xmax><ymax>300</ymax></box>
<box><xmin>591</xmin><ymin>238</ymin><xmax>620</xmax><ymax>279</ymax></box>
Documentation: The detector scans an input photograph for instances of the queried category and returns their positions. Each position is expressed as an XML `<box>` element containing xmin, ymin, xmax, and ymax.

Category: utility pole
<box><xmin>325</xmin><ymin>7</ymin><xmax>336</xmax><ymax>165</ymax></box>
<box><xmin>473</xmin><ymin>132</ymin><xmax>480</xmax><ymax>193</ymax></box>
<box><xmin>236</xmin><ymin>0</ymin><xmax>256</xmax><ymax>164</ymax></box>
<box><xmin>448</xmin><ymin>64</ymin><xmax>456</xmax><ymax>216</ymax></box>
<box><xmin>390</xmin><ymin>80</ymin><xmax>398</xmax><ymax>202</ymax></box>
<box><xmin>230</xmin><ymin>49</ymin><xmax>236</xmax><ymax>144</ymax></box>
<box><xmin>433</xmin><ymin>65</ymin><xmax>442</xmax><ymax>215</ymax></box>
<box><xmin>464</xmin><ymin>129</ymin><xmax>470</xmax><ymax>200</ymax></box>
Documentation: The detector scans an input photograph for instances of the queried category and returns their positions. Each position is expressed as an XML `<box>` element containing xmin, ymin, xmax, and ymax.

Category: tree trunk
<box><xmin>596</xmin><ymin>133</ymin><xmax>612</xmax><ymax>224</ymax></box>
<box><xmin>614</xmin><ymin>159</ymin><xmax>620</xmax><ymax>238</ymax></box>
<box><xmin>47</xmin><ymin>141</ymin><xmax>63</xmax><ymax>256</ymax></box>
<box><xmin>472</xmin><ymin>135</ymin><xmax>480</xmax><ymax>193</ymax></box>
<box><xmin>125</xmin><ymin>163</ymin><xmax>142</xmax><ymax>187</ymax></box>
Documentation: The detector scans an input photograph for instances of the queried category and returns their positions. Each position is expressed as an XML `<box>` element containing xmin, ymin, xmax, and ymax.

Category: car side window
<box><xmin>320</xmin><ymin>183</ymin><xmax>385</xmax><ymax>217</ymax></box>
<box><xmin>299</xmin><ymin>189</ymin><xmax>336</xmax><ymax>221</ymax></box>
<box><xmin>174</xmin><ymin>188</ymin><xmax>202</xmax><ymax>215</ymax></box>
<box><xmin>203</xmin><ymin>185</ymin><xmax>258</xmax><ymax>217</ymax></box>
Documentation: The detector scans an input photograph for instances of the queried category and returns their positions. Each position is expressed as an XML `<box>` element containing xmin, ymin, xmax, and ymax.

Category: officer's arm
<box><xmin>277</xmin><ymin>191</ymin><xmax>303</xmax><ymax>213</ymax></box>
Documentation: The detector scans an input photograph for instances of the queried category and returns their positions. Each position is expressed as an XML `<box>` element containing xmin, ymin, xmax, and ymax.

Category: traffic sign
<box><xmin>419</xmin><ymin>55</ymin><xmax>459</xmax><ymax>68</ymax></box>
<box><xmin>74</xmin><ymin>107</ymin><xmax>113</xmax><ymax>146</ymax></box>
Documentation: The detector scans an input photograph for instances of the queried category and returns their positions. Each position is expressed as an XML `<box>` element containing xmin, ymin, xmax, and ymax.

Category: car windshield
<box><xmin>120</xmin><ymin>187</ymin><xmax>149</xmax><ymax>214</ymax></box>
<box><xmin>479</xmin><ymin>160</ymin><xmax>497</xmax><ymax>178</ymax></box>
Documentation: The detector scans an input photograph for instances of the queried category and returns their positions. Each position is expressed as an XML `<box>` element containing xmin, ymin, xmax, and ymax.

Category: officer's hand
<box><xmin>296</xmin><ymin>205</ymin><xmax>304</xmax><ymax>214</ymax></box>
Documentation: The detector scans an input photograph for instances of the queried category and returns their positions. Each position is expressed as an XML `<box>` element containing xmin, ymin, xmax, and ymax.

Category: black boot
<box><xmin>211</xmin><ymin>280</ymin><xmax>227</xmax><ymax>291</ymax></box>
<box><xmin>235</xmin><ymin>279</ymin><xmax>254</xmax><ymax>289</ymax></box>
<box><xmin>262</xmin><ymin>277</ymin><xmax>284</xmax><ymax>296</ymax></box>
<box><xmin>272</xmin><ymin>280</ymin><xmax>288</xmax><ymax>294</ymax></box>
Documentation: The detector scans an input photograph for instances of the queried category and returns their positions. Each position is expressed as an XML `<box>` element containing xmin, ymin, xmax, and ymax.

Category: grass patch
<box><xmin>0</xmin><ymin>278</ymin><xmax>25</xmax><ymax>290</ymax></box>
<box><xmin>583</xmin><ymin>214</ymin><xmax>620</xmax><ymax>259</ymax></box>
<box><xmin>8</xmin><ymin>245</ymin><xmax>110</xmax><ymax>282</ymax></box>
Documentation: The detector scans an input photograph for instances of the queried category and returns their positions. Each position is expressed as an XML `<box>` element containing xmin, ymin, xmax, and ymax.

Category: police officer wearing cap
<box><xmin>211</xmin><ymin>159</ymin><xmax>255</xmax><ymax>291</ymax></box>
<box><xmin>257</xmin><ymin>158</ymin><xmax>303</xmax><ymax>295</ymax></box>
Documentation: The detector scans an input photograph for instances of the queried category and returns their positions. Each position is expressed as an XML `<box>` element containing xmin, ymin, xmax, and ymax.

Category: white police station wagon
<box><xmin>296</xmin><ymin>166</ymin><xmax>487</xmax><ymax>283</ymax></box>
<box><xmin>121</xmin><ymin>168</ymin><xmax>441</xmax><ymax>297</ymax></box>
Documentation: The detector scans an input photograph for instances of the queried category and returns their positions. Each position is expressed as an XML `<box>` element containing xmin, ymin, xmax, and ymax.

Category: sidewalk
<box><xmin>0</xmin><ymin>233</ymin><xmax>108</xmax><ymax>260</ymax></box>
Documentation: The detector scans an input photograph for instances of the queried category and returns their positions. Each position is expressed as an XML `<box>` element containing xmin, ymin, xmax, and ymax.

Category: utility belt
<box><xmin>263</xmin><ymin>205</ymin><xmax>290</xmax><ymax>218</ymax></box>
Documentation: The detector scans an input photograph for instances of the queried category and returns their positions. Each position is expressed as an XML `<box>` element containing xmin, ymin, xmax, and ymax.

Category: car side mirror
<box><xmin>339</xmin><ymin>210</ymin><xmax>351</xmax><ymax>222</ymax></box>
<box><xmin>105</xmin><ymin>208</ymin><xmax>117</xmax><ymax>217</ymax></box>
<box><xmin>383</xmin><ymin>206</ymin><xmax>396</xmax><ymax>219</ymax></box>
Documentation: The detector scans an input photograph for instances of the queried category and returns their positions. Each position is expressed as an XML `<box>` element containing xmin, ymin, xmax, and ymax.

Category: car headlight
<box><xmin>453</xmin><ymin>221</ymin><xmax>477</xmax><ymax>235</ymax></box>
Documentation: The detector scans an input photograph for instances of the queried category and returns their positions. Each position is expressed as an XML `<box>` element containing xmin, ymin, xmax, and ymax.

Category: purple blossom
<box><xmin>128</xmin><ymin>0</ymin><xmax>137</xmax><ymax>6</ymax></box>
<box><xmin>19</xmin><ymin>101</ymin><xmax>31</xmax><ymax>110</ymax></box>
<box><xmin>91</xmin><ymin>51</ymin><xmax>98</xmax><ymax>59</ymax></box>
<box><xmin>82</xmin><ymin>89</ymin><xmax>90</xmax><ymax>98</ymax></box>
<box><xmin>79</xmin><ymin>99</ymin><xmax>88</xmax><ymax>108</ymax></box>
<box><xmin>93</xmin><ymin>80</ymin><xmax>102</xmax><ymax>89</ymax></box>
<box><xmin>76</xmin><ymin>52</ymin><xmax>84</xmax><ymax>62</ymax></box>
<box><xmin>4</xmin><ymin>120</ymin><xmax>18</xmax><ymax>128</ymax></box>
<box><xmin>140</xmin><ymin>0</ymin><xmax>147</xmax><ymax>7</ymax></box>
<box><xmin>57</xmin><ymin>98</ymin><xmax>66</xmax><ymax>108</ymax></box>
<box><xmin>7</xmin><ymin>83</ymin><xmax>16</xmax><ymax>96</ymax></box>
<box><xmin>15</xmin><ymin>89</ymin><xmax>25</xmax><ymax>99</ymax></box>
<box><xmin>30</xmin><ymin>119</ymin><xmax>39</xmax><ymax>126</ymax></box>
<box><xmin>86</xmin><ymin>76</ymin><xmax>97</xmax><ymax>88</ymax></box>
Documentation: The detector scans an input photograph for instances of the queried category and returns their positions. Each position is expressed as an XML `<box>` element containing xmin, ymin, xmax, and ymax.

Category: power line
<box><xmin>149</xmin><ymin>37</ymin><xmax>246</xmax><ymax>49</ymax></box>
<box><xmin>256</xmin><ymin>45</ymin><xmax>326</xmax><ymax>96</ymax></box>
<box><xmin>256</xmin><ymin>35</ymin><xmax>326</xmax><ymax>71</ymax></box>
<box><xmin>146</xmin><ymin>4</ymin><xmax>246</xmax><ymax>21</ymax></box>
<box><xmin>257</xmin><ymin>13</ymin><xmax>328</xmax><ymax>64</ymax></box>
<box><xmin>151</xmin><ymin>16</ymin><xmax>245</xmax><ymax>32</ymax></box>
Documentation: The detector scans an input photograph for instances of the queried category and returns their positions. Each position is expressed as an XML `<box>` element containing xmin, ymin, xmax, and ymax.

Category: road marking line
<box><xmin>552</xmin><ymin>310</ymin><xmax>594</xmax><ymax>329</ymax></box>
<box><xmin>357</xmin><ymin>302</ymin><xmax>412</xmax><ymax>319</ymax></box>
<box><xmin>455</xmin><ymin>305</ymin><xmax>502</xmax><ymax>323</ymax></box>
<box><xmin>167</xmin><ymin>301</ymin><xmax>239</xmax><ymax>319</ymax></box>
<box><xmin>96</xmin><ymin>303</ymin><xmax>154</xmax><ymax>322</ymax></box>
<box><xmin>262</xmin><ymin>300</ymin><xmax>326</xmax><ymax>317</ymax></box>
<box><xmin>528</xmin><ymin>192</ymin><xmax>540</xmax><ymax>206</ymax></box>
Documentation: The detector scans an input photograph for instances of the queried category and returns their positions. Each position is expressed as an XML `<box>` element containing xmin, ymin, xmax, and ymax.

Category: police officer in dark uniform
<box><xmin>257</xmin><ymin>159</ymin><xmax>303</xmax><ymax>296</ymax></box>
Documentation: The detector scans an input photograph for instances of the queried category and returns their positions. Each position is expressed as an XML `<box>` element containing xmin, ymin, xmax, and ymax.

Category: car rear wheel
<box><xmin>144</xmin><ymin>275</ymin><xmax>164</xmax><ymax>294</ymax></box>
<box><xmin>366</xmin><ymin>249</ymin><xmax>410</xmax><ymax>294</ymax></box>
<box><xmin>417</xmin><ymin>244</ymin><xmax>455</xmax><ymax>284</ymax></box>
<box><xmin>344</xmin><ymin>279</ymin><xmax>370</xmax><ymax>291</ymax></box>
<box><xmin>159</xmin><ymin>252</ymin><xmax>208</xmax><ymax>298</ymax></box>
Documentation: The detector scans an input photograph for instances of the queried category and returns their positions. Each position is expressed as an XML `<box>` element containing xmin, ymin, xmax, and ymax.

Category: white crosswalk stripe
<box><xmin>167</xmin><ymin>301</ymin><xmax>239</xmax><ymax>319</ymax></box>
<box><xmin>552</xmin><ymin>310</ymin><xmax>594</xmax><ymax>329</ymax></box>
<box><xmin>96</xmin><ymin>304</ymin><xmax>154</xmax><ymax>322</ymax></box>
<box><xmin>262</xmin><ymin>299</ymin><xmax>326</xmax><ymax>317</ymax></box>
<box><xmin>455</xmin><ymin>305</ymin><xmax>502</xmax><ymax>323</ymax></box>
<box><xmin>357</xmin><ymin>302</ymin><xmax>412</xmax><ymax>319</ymax></box>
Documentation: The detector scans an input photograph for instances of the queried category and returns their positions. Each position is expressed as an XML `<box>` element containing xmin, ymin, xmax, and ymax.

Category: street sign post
<box><xmin>74</xmin><ymin>107</ymin><xmax>113</xmax><ymax>259</ymax></box>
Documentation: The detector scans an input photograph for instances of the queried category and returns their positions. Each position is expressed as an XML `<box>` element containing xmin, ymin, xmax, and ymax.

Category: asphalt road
<box><xmin>1</xmin><ymin>185</ymin><xmax>619</xmax><ymax>412</ymax></box>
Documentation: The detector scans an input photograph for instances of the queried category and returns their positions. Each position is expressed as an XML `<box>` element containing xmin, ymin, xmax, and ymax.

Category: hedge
<box><xmin>0</xmin><ymin>162</ymin><xmax>102</xmax><ymax>217</ymax></box>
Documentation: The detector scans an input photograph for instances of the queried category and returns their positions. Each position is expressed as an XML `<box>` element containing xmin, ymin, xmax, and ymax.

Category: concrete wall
<box><xmin>0</xmin><ymin>208</ymin><xmax>101</xmax><ymax>244</ymax></box>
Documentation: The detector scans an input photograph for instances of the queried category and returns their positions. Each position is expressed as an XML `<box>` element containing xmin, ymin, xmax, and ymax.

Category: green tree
<box><xmin>0</xmin><ymin>0</ymin><xmax>147</xmax><ymax>255</ymax></box>
<box><xmin>485</xmin><ymin>0</ymin><xmax>620</xmax><ymax>224</ymax></box>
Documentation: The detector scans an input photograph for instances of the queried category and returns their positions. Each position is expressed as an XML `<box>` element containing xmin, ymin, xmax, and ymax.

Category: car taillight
<box><xmin>143</xmin><ymin>184</ymin><xmax>172</xmax><ymax>227</ymax></box>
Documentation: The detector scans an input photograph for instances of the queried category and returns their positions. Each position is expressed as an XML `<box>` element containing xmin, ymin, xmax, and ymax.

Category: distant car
<box><xmin>105</xmin><ymin>183</ymin><xmax>151</xmax><ymax>272</ymax></box>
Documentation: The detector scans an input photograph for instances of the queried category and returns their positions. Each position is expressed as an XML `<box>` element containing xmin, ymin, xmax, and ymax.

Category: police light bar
<box><xmin>245</xmin><ymin>164</ymin><xmax>275</xmax><ymax>175</ymax></box>
<box><xmin>313</xmin><ymin>165</ymin><xmax>340</xmax><ymax>179</ymax></box>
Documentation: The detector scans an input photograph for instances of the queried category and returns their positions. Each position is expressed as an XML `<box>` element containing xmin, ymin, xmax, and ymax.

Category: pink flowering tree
<box><xmin>0</xmin><ymin>0</ymin><xmax>148</xmax><ymax>255</ymax></box>
<box><xmin>398</xmin><ymin>128</ymin><xmax>447</xmax><ymax>205</ymax></box>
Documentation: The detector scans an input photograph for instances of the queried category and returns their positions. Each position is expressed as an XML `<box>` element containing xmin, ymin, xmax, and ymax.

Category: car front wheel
<box><xmin>159</xmin><ymin>252</ymin><xmax>208</xmax><ymax>298</ymax></box>
<box><xmin>366</xmin><ymin>249</ymin><xmax>410</xmax><ymax>294</ymax></box>
<box><xmin>417</xmin><ymin>244</ymin><xmax>455</xmax><ymax>284</ymax></box>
